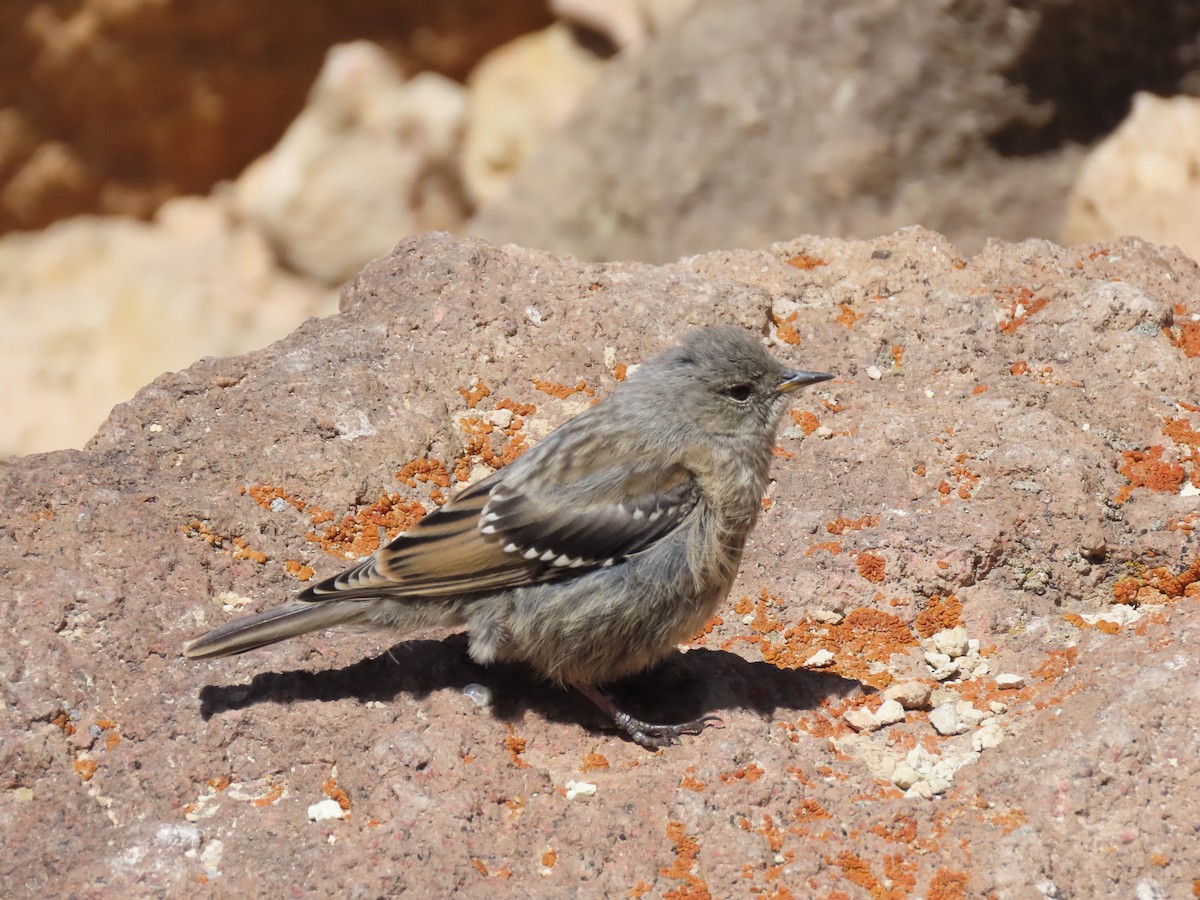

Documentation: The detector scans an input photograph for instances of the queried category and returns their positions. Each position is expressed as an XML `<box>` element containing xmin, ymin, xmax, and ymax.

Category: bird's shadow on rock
<box><xmin>198</xmin><ymin>633</ymin><xmax>863</xmax><ymax>740</ymax></box>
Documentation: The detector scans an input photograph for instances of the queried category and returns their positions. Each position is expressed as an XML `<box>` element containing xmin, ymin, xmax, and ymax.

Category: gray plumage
<box><xmin>183</xmin><ymin>326</ymin><xmax>832</xmax><ymax>746</ymax></box>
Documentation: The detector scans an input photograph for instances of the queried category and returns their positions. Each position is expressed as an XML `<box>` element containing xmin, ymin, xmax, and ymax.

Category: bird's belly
<box><xmin>483</xmin><ymin>543</ymin><xmax>732</xmax><ymax>686</ymax></box>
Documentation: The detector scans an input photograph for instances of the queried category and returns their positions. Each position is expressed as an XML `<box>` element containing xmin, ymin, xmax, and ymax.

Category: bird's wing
<box><xmin>298</xmin><ymin>449</ymin><xmax>699</xmax><ymax>603</ymax></box>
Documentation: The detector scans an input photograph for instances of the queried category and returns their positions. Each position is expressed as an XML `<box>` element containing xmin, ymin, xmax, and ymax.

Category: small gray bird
<box><xmin>184</xmin><ymin>326</ymin><xmax>831</xmax><ymax>747</ymax></box>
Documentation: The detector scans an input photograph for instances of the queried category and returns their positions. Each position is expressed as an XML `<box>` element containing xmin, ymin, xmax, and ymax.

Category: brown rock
<box><xmin>2</xmin><ymin>231</ymin><xmax>1198</xmax><ymax>896</ymax></box>
<box><xmin>0</xmin><ymin>0</ymin><xmax>552</xmax><ymax>233</ymax></box>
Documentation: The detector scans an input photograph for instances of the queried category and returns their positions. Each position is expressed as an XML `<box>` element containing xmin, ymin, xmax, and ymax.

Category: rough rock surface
<box><xmin>472</xmin><ymin>0</ymin><xmax>1200</xmax><ymax>262</ymax></box>
<box><xmin>2</xmin><ymin>231</ymin><xmax>1198</xmax><ymax>897</ymax></box>
<box><xmin>0</xmin><ymin>0</ymin><xmax>551</xmax><ymax>232</ymax></box>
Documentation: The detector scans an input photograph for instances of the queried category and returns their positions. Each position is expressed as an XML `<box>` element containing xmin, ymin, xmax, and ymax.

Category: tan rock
<box><xmin>0</xmin><ymin>197</ymin><xmax>336</xmax><ymax>456</ymax></box>
<box><xmin>1064</xmin><ymin>93</ymin><xmax>1200</xmax><ymax>262</ymax></box>
<box><xmin>461</xmin><ymin>24</ymin><xmax>605</xmax><ymax>208</ymax></box>
<box><xmin>235</xmin><ymin>42</ymin><xmax>468</xmax><ymax>285</ymax></box>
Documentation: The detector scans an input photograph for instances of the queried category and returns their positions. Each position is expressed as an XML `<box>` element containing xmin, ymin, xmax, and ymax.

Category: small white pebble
<box><xmin>742</xmin><ymin>613</ymin><xmax>755</xmax><ymax>625</ymax></box>
<box><xmin>462</xmin><ymin>683</ymin><xmax>492</xmax><ymax>708</ymax></box>
<box><xmin>884</xmin><ymin>680</ymin><xmax>932</xmax><ymax>710</ymax></box>
<box><xmin>890</xmin><ymin>762</ymin><xmax>920</xmax><ymax>790</ymax></box>
<box><xmin>803</xmin><ymin>649</ymin><xmax>835</xmax><ymax>668</ymax></box>
<box><xmin>972</xmin><ymin>722</ymin><xmax>1005</xmax><ymax>752</ymax></box>
<box><xmin>875</xmin><ymin>699</ymin><xmax>906</xmax><ymax>726</ymax></box>
<box><xmin>989</xmin><ymin>700</ymin><xmax>1008</xmax><ymax>714</ymax></box>
<box><xmin>866</xmin><ymin>365</ymin><xmax>883</xmax><ymax>380</ymax></box>
<box><xmin>307</xmin><ymin>799</ymin><xmax>345</xmax><ymax>822</ymax></box>
<box><xmin>564</xmin><ymin>780</ymin><xmax>597</xmax><ymax>800</ymax></box>
<box><xmin>525</xmin><ymin>305</ymin><xmax>543</xmax><ymax>326</ymax></box>
<box><xmin>931</xmin><ymin>627</ymin><xmax>970</xmax><ymax>659</ymax></box>
<box><xmin>603</xmin><ymin>346</ymin><xmax>616</xmax><ymax>369</ymax></box>
<box><xmin>148</xmin><ymin>423</ymin><xmax>163</xmax><ymax>433</ymax></box>
<box><xmin>814</xmin><ymin>425</ymin><xmax>834</xmax><ymax>439</ymax></box>
<box><xmin>994</xmin><ymin>673</ymin><xmax>1025</xmax><ymax>690</ymax></box>
<box><xmin>956</xmin><ymin>701</ymin><xmax>986</xmax><ymax>728</ymax></box>
<box><xmin>812</xmin><ymin>609</ymin><xmax>844</xmax><ymax>625</ymax></box>
<box><xmin>924</xmin><ymin>389</ymin><xmax>935</xmax><ymax>399</ymax></box>
<box><xmin>843</xmin><ymin>708</ymin><xmax>880</xmax><ymax>732</ymax></box>
<box><xmin>929</xmin><ymin>703</ymin><xmax>966</xmax><ymax>736</ymax></box>
<box><xmin>924</xmin><ymin>651</ymin><xmax>952</xmax><ymax>669</ymax></box>
<box><xmin>486</xmin><ymin>408</ymin><xmax>514</xmax><ymax>429</ymax></box>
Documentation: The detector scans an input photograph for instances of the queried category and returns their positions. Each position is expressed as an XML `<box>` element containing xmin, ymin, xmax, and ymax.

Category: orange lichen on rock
<box><xmin>789</xmin><ymin>409</ymin><xmax>821</xmax><ymax>435</ymax></box>
<box><xmin>689</xmin><ymin>614</ymin><xmax>724</xmax><ymax>646</ymax></box>
<box><xmin>306</xmin><ymin>493</ymin><xmax>427</xmax><ymax>559</ymax></box>
<box><xmin>533</xmin><ymin>379</ymin><xmax>595</xmax><ymax>399</ymax></box>
<box><xmin>660</xmin><ymin>821</ymin><xmax>710</xmax><ymax>900</ymax></box>
<box><xmin>1032</xmin><ymin>646</ymin><xmax>1078</xmax><ymax>682</ymax></box>
<box><xmin>1113</xmin><ymin>557</ymin><xmax>1200</xmax><ymax>605</ymax></box>
<box><xmin>396</xmin><ymin>458</ymin><xmax>452</xmax><ymax>488</ymax></box>
<box><xmin>929</xmin><ymin>869</ymin><xmax>970</xmax><ymax>900</ymax></box>
<box><xmin>541</xmin><ymin>849</ymin><xmax>558</xmax><ymax>869</ymax></box>
<box><xmin>760</xmin><ymin>608</ymin><xmax>915</xmax><ymax>687</ymax></box>
<box><xmin>856</xmin><ymin>551</ymin><xmax>887</xmax><ymax>584</ymax></box>
<box><xmin>805</xmin><ymin>540</ymin><xmax>843</xmax><ymax>557</ymax></box>
<box><xmin>206</xmin><ymin>776</ymin><xmax>231</xmax><ymax>791</ymax></box>
<box><xmin>786</xmin><ymin>253</ymin><xmax>828</xmax><ymax>270</ymax></box>
<box><xmin>997</xmin><ymin>286</ymin><xmax>1050</xmax><ymax>333</ymax></box>
<box><xmin>73</xmin><ymin>758</ymin><xmax>98</xmax><ymax>781</ymax></box>
<box><xmin>252</xmin><ymin>782</ymin><xmax>285</xmax><ymax>807</ymax></box>
<box><xmin>720</xmin><ymin>763</ymin><xmax>765</xmax><ymax>784</ymax></box>
<box><xmin>914</xmin><ymin>595</ymin><xmax>963</xmax><ymax>638</ymax></box>
<box><xmin>772</xmin><ymin>310</ymin><xmax>803</xmax><ymax>345</ymax></box>
<box><xmin>836</xmin><ymin>304</ymin><xmax>864</xmax><ymax>329</ymax></box>
<box><xmin>680</xmin><ymin>773</ymin><xmax>706</xmax><ymax>792</ymax></box>
<box><xmin>1164</xmin><ymin>320</ymin><xmax>1200</xmax><ymax>358</ymax></box>
<box><xmin>457</xmin><ymin>380</ymin><xmax>491</xmax><ymax>408</ymax></box>
<box><xmin>1009</xmin><ymin>360</ymin><xmax>1029</xmax><ymax>376</ymax></box>
<box><xmin>505</xmin><ymin>728</ymin><xmax>529</xmax><ymax>768</ymax></box>
<box><xmin>792</xmin><ymin>799</ymin><xmax>830</xmax><ymax>823</ymax></box>
<box><xmin>1115</xmin><ymin>445</ymin><xmax>1186</xmax><ymax>504</ymax></box>
<box><xmin>971</xmin><ymin>384</ymin><xmax>988</xmax><ymax>395</ymax></box>
<box><xmin>891</xmin><ymin>345</ymin><xmax>905</xmax><ymax>366</ymax></box>
<box><xmin>826</xmin><ymin>514</ymin><xmax>879</xmax><ymax>535</ymax></box>
<box><xmin>323</xmin><ymin>777</ymin><xmax>352</xmax><ymax>811</ymax></box>
<box><xmin>244</xmin><ymin>484</ymin><xmax>306</xmax><ymax>512</ymax></box>
<box><xmin>580</xmin><ymin>752</ymin><xmax>610</xmax><ymax>773</ymax></box>
<box><xmin>284</xmin><ymin>560</ymin><xmax>314</xmax><ymax>581</ymax></box>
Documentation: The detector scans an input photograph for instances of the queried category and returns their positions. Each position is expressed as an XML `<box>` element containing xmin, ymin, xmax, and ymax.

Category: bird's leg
<box><xmin>573</xmin><ymin>683</ymin><xmax>723</xmax><ymax>749</ymax></box>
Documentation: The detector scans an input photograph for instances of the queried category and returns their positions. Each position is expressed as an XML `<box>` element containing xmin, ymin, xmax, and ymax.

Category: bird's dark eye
<box><xmin>722</xmin><ymin>382</ymin><xmax>754</xmax><ymax>403</ymax></box>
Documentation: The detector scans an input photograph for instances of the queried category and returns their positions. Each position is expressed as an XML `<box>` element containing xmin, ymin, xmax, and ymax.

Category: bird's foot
<box><xmin>574</xmin><ymin>683</ymin><xmax>723</xmax><ymax>749</ymax></box>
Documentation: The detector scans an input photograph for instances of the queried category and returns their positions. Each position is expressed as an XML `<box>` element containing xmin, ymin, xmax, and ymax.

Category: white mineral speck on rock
<box><xmin>307</xmin><ymin>799</ymin><xmax>345</xmax><ymax>822</ymax></box>
<box><xmin>994</xmin><ymin>673</ymin><xmax>1025</xmax><ymax>690</ymax></box>
<box><xmin>814</xmin><ymin>425</ymin><xmax>834</xmax><ymax>439</ymax></box>
<box><xmin>866</xmin><ymin>365</ymin><xmax>882</xmax><ymax>380</ymax></box>
<box><xmin>875</xmin><ymin>699</ymin><xmax>906</xmax><ymax>726</ymax></box>
<box><xmin>803</xmin><ymin>649</ymin><xmax>834</xmax><ymax>667</ymax></box>
<box><xmin>564</xmin><ymin>780</ymin><xmax>597</xmax><ymax>800</ymax></box>
<box><xmin>931</xmin><ymin>627</ymin><xmax>970</xmax><ymax>658</ymax></box>
<box><xmin>525</xmin><ymin>305</ymin><xmax>543</xmax><ymax>326</ymax></box>
<box><xmin>199</xmin><ymin>839</ymin><xmax>224</xmax><ymax>876</ymax></box>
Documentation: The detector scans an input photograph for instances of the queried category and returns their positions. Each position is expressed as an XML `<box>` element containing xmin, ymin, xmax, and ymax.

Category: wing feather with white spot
<box><xmin>297</xmin><ymin>455</ymin><xmax>699</xmax><ymax>603</ymax></box>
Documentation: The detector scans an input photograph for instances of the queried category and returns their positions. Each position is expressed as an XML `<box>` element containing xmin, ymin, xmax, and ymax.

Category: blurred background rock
<box><xmin>3</xmin><ymin>0</ymin><xmax>1199</xmax><ymax>457</ymax></box>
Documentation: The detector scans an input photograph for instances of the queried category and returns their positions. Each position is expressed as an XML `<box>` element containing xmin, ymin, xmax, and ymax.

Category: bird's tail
<box><xmin>182</xmin><ymin>600</ymin><xmax>366</xmax><ymax>659</ymax></box>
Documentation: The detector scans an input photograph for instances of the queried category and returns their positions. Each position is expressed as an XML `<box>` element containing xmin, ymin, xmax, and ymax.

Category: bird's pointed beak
<box><xmin>776</xmin><ymin>369</ymin><xmax>833</xmax><ymax>394</ymax></box>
